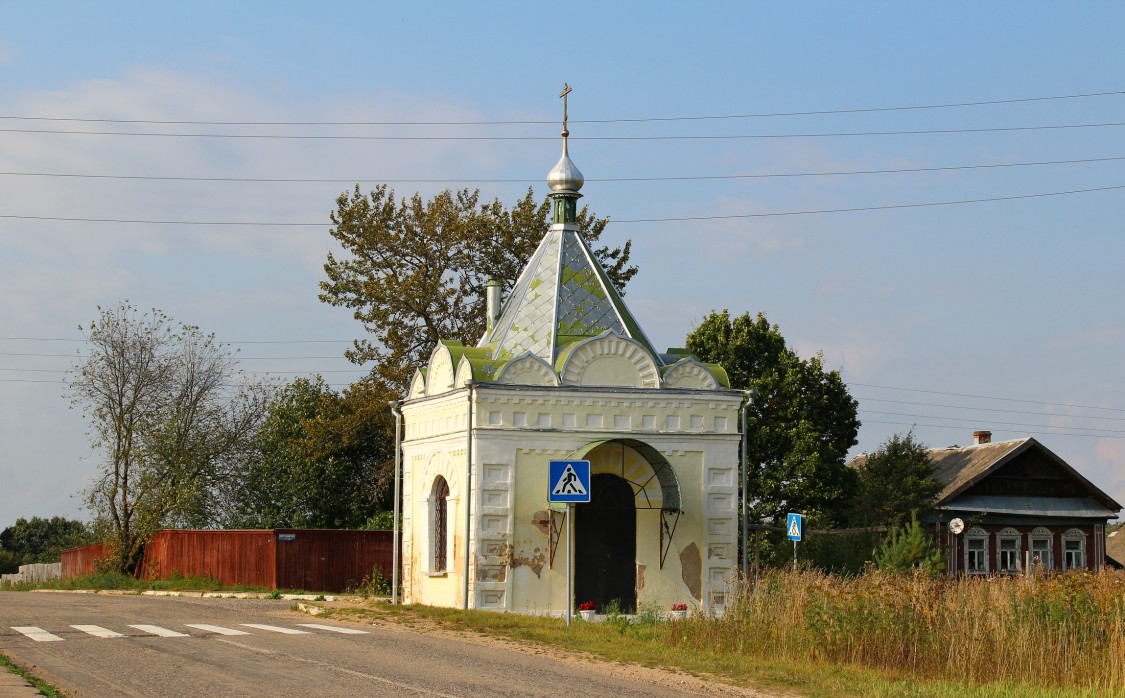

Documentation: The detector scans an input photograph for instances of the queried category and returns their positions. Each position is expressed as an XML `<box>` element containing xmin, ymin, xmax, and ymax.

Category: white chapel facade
<box><xmin>398</xmin><ymin>97</ymin><xmax>742</xmax><ymax>614</ymax></box>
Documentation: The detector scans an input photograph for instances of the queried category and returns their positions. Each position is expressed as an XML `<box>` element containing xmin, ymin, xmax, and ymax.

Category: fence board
<box><xmin>61</xmin><ymin>530</ymin><xmax>395</xmax><ymax>593</ymax></box>
<box><xmin>60</xmin><ymin>542</ymin><xmax>110</xmax><ymax>577</ymax></box>
<box><xmin>274</xmin><ymin>529</ymin><xmax>393</xmax><ymax>593</ymax></box>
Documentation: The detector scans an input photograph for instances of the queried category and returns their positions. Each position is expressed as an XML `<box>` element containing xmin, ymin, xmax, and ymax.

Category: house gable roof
<box><xmin>1107</xmin><ymin>528</ymin><xmax>1125</xmax><ymax>567</ymax></box>
<box><xmin>928</xmin><ymin>437</ymin><xmax>1122</xmax><ymax>512</ymax></box>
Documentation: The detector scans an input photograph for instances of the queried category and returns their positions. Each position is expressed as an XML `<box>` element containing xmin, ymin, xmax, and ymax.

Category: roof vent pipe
<box><xmin>973</xmin><ymin>430</ymin><xmax>992</xmax><ymax>445</ymax></box>
<box><xmin>485</xmin><ymin>279</ymin><xmax>503</xmax><ymax>331</ymax></box>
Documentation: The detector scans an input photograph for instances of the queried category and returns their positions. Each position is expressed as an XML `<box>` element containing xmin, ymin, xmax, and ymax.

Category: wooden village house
<box><xmin>929</xmin><ymin>431</ymin><xmax>1121</xmax><ymax>575</ymax></box>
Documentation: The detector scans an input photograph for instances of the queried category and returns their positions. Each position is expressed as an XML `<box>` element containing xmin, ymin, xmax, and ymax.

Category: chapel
<box><xmin>397</xmin><ymin>90</ymin><xmax>743</xmax><ymax>614</ymax></box>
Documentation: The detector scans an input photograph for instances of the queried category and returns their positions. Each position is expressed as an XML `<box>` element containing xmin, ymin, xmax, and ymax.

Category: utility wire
<box><xmin>0</xmin><ymin>351</ymin><xmax>350</xmax><ymax>359</ymax></box>
<box><xmin>614</xmin><ymin>183</ymin><xmax>1125</xmax><ymax>222</ymax></box>
<box><xmin>7</xmin><ymin>359</ymin><xmax>1117</xmax><ymax>425</ymax></box>
<box><xmin>3</xmin><ymin>154</ymin><xmax>1124</xmax><ymax>185</ymax></box>
<box><xmin>4</xmin><ymin>346</ymin><xmax>1118</xmax><ymax>420</ymax></box>
<box><xmin>854</xmin><ymin>396</ymin><xmax>1125</xmax><ymax>423</ymax></box>
<box><xmin>860</xmin><ymin>409</ymin><xmax>1125</xmax><ymax>435</ymax></box>
<box><xmin>5</xmin><ymin>120</ymin><xmax>1125</xmax><ymax>140</ymax></box>
<box><xmin>852</xmin><ymin>382</ymin><xmax>1125</xmax><ymax>414</ymax></box>
<box><xmin>861</xmin><ymin>418</ymin><xmax>1125</xmax><ymax>440</ymax></box>
<box><xmin>4</xmin><ymin>182</ymin><xmax>1124</xmax><ymax>227</ymax></box>
<box><xmin>0</xmin><ymin>367</ymin><xmax>365</xmax><ymax>375</ymax></box>
<box><xmin>1</xmin><ymin>88</ymin><xmax>1121</xmax><ymax>125</ymax></box>
<box><xmin>0</xmin><ymin>336</ymin><xmax>353</xmax><ymax>344</ymax></box>
<box><xmin>10</xmin><ymin>378</ymin><xmax>1122</xmax><ymax>442</ymax></box>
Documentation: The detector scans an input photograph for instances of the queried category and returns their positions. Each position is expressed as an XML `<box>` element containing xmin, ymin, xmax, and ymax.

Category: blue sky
<box><xmin>2</xmin><ymin>2</ymin><xmax>1125</xmax><ymax>521</ymax></box>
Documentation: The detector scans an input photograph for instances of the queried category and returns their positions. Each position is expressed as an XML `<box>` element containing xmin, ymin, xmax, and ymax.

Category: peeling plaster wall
<box><xmin>400</xmin><ymin>391</ymin><xmax>471</xmax><ymax>609</ymax></box>
<box><xmin>400</xmin><ymin>384</ymin><xmax>740</xmax><ymax>614</ymax></box>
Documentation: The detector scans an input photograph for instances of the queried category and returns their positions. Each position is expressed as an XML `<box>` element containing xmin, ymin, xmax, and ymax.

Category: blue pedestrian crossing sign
<box><xmin>548</xmin><ymin>460</ymin><xmax>591</xmax><ymax>503</ymax></box>
<box><xmin>787</xmin><ymin>513</ymin><xmax>803</xmax><ymax>541</ymax></box>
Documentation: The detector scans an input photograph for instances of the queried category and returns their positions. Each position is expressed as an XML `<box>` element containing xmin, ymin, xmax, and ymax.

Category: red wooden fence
<box><xmin>61</xmin><ymin>529</ymin><xmax>395</xmax><ymax>593</ymax></box>
<box><xmin>60</xmin><ymin>542</ymin><xmax>109</xmax><ymax>578</ymax></box>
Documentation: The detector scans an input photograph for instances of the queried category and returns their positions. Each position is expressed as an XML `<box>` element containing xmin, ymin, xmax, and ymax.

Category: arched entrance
<box><xmin>575</xmin><ymin>473</ymin><xmax>637</xmax><ymax>612</ymax></box>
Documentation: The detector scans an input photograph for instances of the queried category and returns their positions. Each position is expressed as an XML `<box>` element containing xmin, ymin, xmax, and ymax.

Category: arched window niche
<box><xmin>429</xmin><ymin>476</ymin><xmax>450</xmax><ymax>575</ymax></box>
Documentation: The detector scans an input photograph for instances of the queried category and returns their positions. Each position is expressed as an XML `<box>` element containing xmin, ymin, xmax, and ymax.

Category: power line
<box><xmin>4</xmin><ymin>181</ymin><xmax>1124</xmax><ymax>228</ymax></box>
<box><xmin>860</xmin><ymin>409</ymin><xmax>1125</xmax><ymax>435</ymax></box>
<box><xmin>0</xmin><ymin>336</ymin><xmax>354</xmax><ymax>344</ymax></box>
<box><xmin>1</xmin><ymin>89</ymin><xmax>1121</xmax><ymax>125</ymax></box>
<box><xmin>852</xmin><ymin>382</ymin><xmax>1125</xmax><ymax>414</ymax></box>
<box><xmin>1</xmin><ymin>349</ymin><xmax>1114</xmax><ymax>416</ymax></box>
<box><xmin>4</xmin><ymin>120</ymin><xmax>1125</xmax><ymax>141</ymax></box>
<box><xmin>0</xmin><ymin>351</ymin><xmax>350</xmax><ymax>359</ymax></box>
<box><xmin>7</xmin><ymin>364</ymin><xmax>1116</xmax><ymax>424</ymax></box>
<box><xmin>860</xmin><ymin>418</ymin><xmax>1125</xmax><ymax>440</ymax></box>
<box><xmin>0</xmin><ymin>377</ymin><xmax>66</xmax><ymax>384</ymax></box>
<box><xmin>0</xmin><ymin>214</ymin><xmax>316</xmax><ymax>227</ymax></box>
<box><xmin>855</xmin><ymin>396</ymin><xmax>1125</xmax><ymax>423</ymax></box>
<box><xmin>613</xmin><ymin>183</ymin><xmax>1125</xmax><ymax>222</ymax></box>
<box><xmin>0</xmin><ymin>367</ymin><xmax>365</xmax><ymax>375</ymax></box>
<box><xmin>3</xmin><ymin>154</ymin><xmax>1124</xmax><ymax>185</ymax></box>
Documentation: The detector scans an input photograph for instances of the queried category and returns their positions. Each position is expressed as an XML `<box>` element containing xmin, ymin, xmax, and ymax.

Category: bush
<box><xmin>351</xmin><ymin>567</ymin><xmax>392</xmax><ymax>597</ymax></box>
<box><xmin>875</xmin><ymin>511</ymin><xmax>944</xmax><ymax>575</ymax></box>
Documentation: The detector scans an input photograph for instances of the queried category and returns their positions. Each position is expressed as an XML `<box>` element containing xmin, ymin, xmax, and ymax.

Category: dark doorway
<box><xmin>575</xmin><ymin>473</ymin><xmax>636</xmax><ymax>613</ymax></box>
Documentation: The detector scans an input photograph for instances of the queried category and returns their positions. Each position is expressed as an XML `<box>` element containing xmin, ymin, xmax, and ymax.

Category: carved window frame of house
<box><xmin>1062</xmin><ymin>528</ymin><xmax>1087</xmax><ymax>571</ymax></box>
<box><xmin>964</xmin><ymin>526</ymin><xmax>989</xmax><ymax>575</ymax></box>
<box><xmin>995</xmin><ymin>527</ymin><xmax>1021</xmax><ymax>574</ymax></box>
<box><xmin>429</xmin><ymin>476</ymin><xmax>450</xmax><ymax>575</ymax></box>
<box><xmin>1029</xmin><ymin>526</ymin><xmax>1053</xmax><ymax>571</ymax></box>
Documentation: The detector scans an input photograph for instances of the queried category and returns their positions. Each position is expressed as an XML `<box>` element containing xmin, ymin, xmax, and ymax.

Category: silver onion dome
<box><xmin>547</xmin><ymin>140</ymin><xmax>584</xmax><ymax>193</ymax></box>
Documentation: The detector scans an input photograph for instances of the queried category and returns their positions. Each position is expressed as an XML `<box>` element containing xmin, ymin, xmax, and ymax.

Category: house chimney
<box><xmin>485</xmin><ymin>279</ymin><xmax>503</xmax><ymax>332</ymax></box>
<box><xmin>973</xmin><ymin>430</ymin><xmax>992</xmax><ymax>445</ymax></box>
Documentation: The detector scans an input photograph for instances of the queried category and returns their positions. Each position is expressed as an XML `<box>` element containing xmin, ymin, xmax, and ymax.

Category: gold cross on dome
<box><xmin>559</xmin><ymin>83</ymin><xmax>571</xmax><ymax>134</ymax></box>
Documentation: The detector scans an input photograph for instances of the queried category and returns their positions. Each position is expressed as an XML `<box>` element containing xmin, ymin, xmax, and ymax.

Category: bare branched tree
<box><xmin>69</xmin><ymin>302</ymin><xmax>270</xmax><ymax>573</ymax></box>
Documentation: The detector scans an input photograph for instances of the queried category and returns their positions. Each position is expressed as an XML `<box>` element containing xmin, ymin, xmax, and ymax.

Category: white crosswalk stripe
<box><xmin>240</xmin><ymin>623</ymin><xmax>310</xmax><ymax>635</ymax></box>
<box><xmin>128</xmin><ymin>624</ymin><xmax>189</xmax><ymax>637</ymax></box>
<box><xmin>12</xmin><ymin>622</ymin><xmax>366</xmax><ymax>642</ymax></box>
<box><xmin>296</xmin><ymin>623</ymin><xmax>368</xmax><ymax>635</ymax></box>
<box><xmin>72</xmin><ymin>625</ymin><xmax>124</xmax><ymax>638</ymax></box>
<box><xmin>11</xmin><ymin>626</ymin><xmax>63</xmax><ymax>642</ymax></box>
<box><xmin>184</xmin><ymin>624</ymin><xmax>251</xmax><ymax>636</ymax></box>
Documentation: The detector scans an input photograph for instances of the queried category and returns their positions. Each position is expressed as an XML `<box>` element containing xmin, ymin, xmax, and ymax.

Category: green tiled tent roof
<box><xmin>478</xmin><ymin>224</ymin><xmax>662</xmax><ymax>368</ymax></box>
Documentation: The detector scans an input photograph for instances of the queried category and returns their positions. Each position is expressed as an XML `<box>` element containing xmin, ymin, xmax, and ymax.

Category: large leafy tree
<box><xmin>851</xmin><ymin>432</ymin><xmax>941</xmax><ymax>529</ymax></box>
<box><xmin>220</xmin><ymin>376</ymin><xmax>393</xmax><ymax>529</ymax></box>
<box><xmin>0</xmin><ymin>516</ymin><xmax>92</xmax><ymax>566</ymax></box>
<box><xmin>686</xmin><ymin>310</ymin><xmax>860</xmax><ymax>529</ymax></box>
<box><xmin>320</xmin><ymin>186</ymin><xmax>635</xmax><ymax>393</ymax></box>
<box><xmin>69</xmin><ymin>302</ymin><xmax>269</xmax><ymax>573</ymax></box>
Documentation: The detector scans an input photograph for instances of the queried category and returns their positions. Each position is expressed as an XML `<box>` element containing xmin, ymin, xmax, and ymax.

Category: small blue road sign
<box><xmin>786</xmin><ymin>513</ymin><xmax>803</xmax><ymax>542</ymax></box>
<box><xmin>548</xmin><ymin>460</ymin><xmax>591</xmax><ymax>503</ymax></box>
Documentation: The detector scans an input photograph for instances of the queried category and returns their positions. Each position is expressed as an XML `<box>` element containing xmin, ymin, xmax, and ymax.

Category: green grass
<box><xmin>0</xmin><ymin>571</ymin><xmax>296</xmax><ymax>595</ymax></box>
<box><xmin>322</xmin><ymin>586</ymin><xmax>1120</xmax><ymax>698</ymax></box>
<box><xmin>0</xmin><ymin>650</ymin><xmax>66</xmax><ymax>697</ymax></box>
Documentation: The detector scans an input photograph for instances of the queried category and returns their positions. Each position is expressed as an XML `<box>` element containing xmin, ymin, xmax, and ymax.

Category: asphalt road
<box><xmin>0</xmin><ymin>592</ymin><xmax>760</xmax><ymax>697</ymax></box>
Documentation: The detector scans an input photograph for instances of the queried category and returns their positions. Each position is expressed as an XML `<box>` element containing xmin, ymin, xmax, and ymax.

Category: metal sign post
<box><xmin>787</xmin><ymin>513</ymin><xmax>803</xmax><ymax>567</ymax></box>
<box><xmin>565</xmin><ymin>504</ymin><xmax>573</xmax><ymax>627</ymax></box>
<box><xmin>549</xmin><ymin>460</ymin><xmax>590</xmax><ymax>627</ymax></box>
